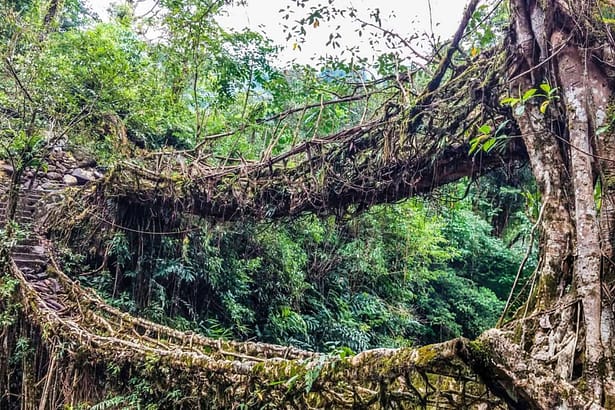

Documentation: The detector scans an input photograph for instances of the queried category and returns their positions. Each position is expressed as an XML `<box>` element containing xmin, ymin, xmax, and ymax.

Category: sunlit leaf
<box><xmin>478</xmin><ymin>124</ymin><xmax>492</xmax><ymax>134</ymax></box>
<box><xmin>500</xmin><ymin>97</ymin><xmax>519</xmax><ymax>106</ymax></box>
<box><xmin>482</xmin><ymin>137</ymin><xmax>496</xmax><ymax>152</ymax></box>
<box><xmin>597</xmin><ymin>126</ymin><xmax>610</xmax><ymax>135</ymax></box>
<box><xmin>539</xmin><ymin>100</ymin><xmax>549</xmax><ymax>114</ymax></box>
<box><xmin>522</xmin><ymin>88</ymin><xmax>537</xmax><ymax>101</ymax></box>
<box><xmin>539</xmin><ymin>83</ymin><xmax>551</xmax><ymax>94</ymax></box>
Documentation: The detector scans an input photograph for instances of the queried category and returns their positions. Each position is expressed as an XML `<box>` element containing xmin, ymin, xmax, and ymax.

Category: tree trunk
<box><xmin>507</xmin><ymin>0</ymin><xmax>615</xmax><ymax>405</ymax></box>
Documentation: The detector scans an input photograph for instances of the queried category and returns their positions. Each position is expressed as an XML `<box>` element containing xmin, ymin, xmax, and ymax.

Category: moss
<box><xmin>414</xmin><ymin>345</ymin><xmax>438</xmax><ymax>367</ymax></box>
<box><xmin>576</xmin><ymin>378</ymin><xmax>587</xmax><ymax>393</ymax></box>
<box><xmin>251</xmin><ymin>358</ymin><xmax>309</xmax><ymax>386</ymax></box>
<box><xmin>468</xmin><ymin>340</ymin><xmax>493</xmax><ymax>370</ymax></box>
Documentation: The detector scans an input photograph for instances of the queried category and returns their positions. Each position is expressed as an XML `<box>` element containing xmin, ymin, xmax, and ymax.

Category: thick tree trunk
<box><xmin>555</xmin><ymin>30</ymin><xmax>609</xmax><ymax>401</ymax></box>
<box><xmin>507</xmin><ymin>0</ymin><xmax>615</xmax><ymax>404</ymax></box>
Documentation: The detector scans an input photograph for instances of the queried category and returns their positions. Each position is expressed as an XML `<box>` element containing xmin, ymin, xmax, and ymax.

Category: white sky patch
<box><xmin>219</xmin><ymin>0</ymin><xmax>471</xmax><ymax>66</ymax></box>
<box><xmin>86</xmin><ymin>0</ymin><xmax>471</xmax><ymax>66</ymax></box>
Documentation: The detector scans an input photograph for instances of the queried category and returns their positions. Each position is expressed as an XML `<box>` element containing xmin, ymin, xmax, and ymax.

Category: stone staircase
<box><xmin>0</xmin><ymin>184</ymin><xmax>68</xmax><ymax>312</ymax></box>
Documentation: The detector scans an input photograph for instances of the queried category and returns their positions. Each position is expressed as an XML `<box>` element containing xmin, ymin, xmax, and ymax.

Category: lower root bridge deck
<box><xmin>1</xmin><ymin>188</ymin><xmax>500</xmax><ymax>408</ymax></box>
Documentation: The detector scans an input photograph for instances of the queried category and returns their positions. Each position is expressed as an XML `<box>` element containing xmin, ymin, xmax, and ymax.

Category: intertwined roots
<box><xmin>8</xmin><ymin>243</ymin><xmax>501</xmax><ymax>408</ymax></box>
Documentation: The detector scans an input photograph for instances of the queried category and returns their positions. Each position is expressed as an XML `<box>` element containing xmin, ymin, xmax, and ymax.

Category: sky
<box><xmin>86</xmin><ymin>0</ymin><xmax>471</xmax><ymax>65</ymax></box>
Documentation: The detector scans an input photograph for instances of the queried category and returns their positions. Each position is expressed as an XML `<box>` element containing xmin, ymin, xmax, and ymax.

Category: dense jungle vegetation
<box><xmin>0</xmin><ymin>0</ymin><xmax>533</xmax><ymax>354</ymax></box>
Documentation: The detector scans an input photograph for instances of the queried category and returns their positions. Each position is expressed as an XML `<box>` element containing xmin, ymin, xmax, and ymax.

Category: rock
<box><xmin>46</xmin><ymin>172</ymin><xmax>62</xmax><ymax>180</ymax></box>
<box><xmin>63</xmin><ymin>175</ymin><xmax>78</xmax><ymax>185</ymax></box>
<box><xmin>71</xmin><ymin>168</ymin><xmax>97</xmax><ymax>183</ymax></box>
<box><xmin>1</xmin><ymin>163</ymin><xmax>14</xmax><ymax>174</ymax></box>
<box><xmin>31</xmin><ymin>245</ymin><xmax>46</xmax><ymax>255</ymax></box>
<box><xmin>63</xmin><ymin>152</ymin><xmax>76</xmax><ymax>165</ymax></box>
<box><xmin>41</xmin><ymin>181</ymin><xmax>59</xmax><ymax>190</ymax></box>
<box><xmin>46</xmin><ymin>164</ymin><xmax>56</xmax><ymax>172</ymax></box>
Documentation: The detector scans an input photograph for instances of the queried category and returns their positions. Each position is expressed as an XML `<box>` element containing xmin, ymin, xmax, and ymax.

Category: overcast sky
<box><xmin>86</xmin><ymin>0</ymin><xmax>471</xmax><ymax>65</ymax></box>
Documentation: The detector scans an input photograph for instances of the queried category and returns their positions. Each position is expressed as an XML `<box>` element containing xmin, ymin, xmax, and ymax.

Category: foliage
<box><xmin>0</xmin><ymin>274</ymin><xmax>20</xmax><ymax>328</ymax></box>
<box><xmin>4</xmin><ymin>0</ymin><xmax>531</xmax><ymax>374</ymax></box>
<box><xmin>71</xmin><ymin>193</ymin><xmax>528</xmax><ymax>351</ymax></box>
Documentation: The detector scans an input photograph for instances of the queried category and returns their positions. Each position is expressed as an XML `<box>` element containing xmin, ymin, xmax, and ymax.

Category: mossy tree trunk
<box><xmin>505</xmin><ymin>0</ymin><xmax>615</xmax><ymax>405</ymax></box>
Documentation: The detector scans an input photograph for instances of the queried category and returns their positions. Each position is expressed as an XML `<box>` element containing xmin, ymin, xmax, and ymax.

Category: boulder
<box><xmin>41</xmin><ymin>181</ymin><xmax>58</xmax><ymax>190</ymax></box>
<box><xmin>63</xmin><ymin>175</ymin><xmax>78</xmax><ymax>186</ymax></box>
<box><xmin>71</xmin><ymin>168</ymin><xmax>97</xmax><ymax>183</ymax></box>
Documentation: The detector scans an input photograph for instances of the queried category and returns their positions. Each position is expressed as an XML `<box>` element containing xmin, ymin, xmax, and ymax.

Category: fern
<box><xmin>89</xmin><ymin>395</ymin><xmax>129</xmax><ymax>410</ymax></box>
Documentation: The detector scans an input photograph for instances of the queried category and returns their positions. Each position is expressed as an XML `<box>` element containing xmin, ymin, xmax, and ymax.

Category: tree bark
<box><xmin>506</xmin><ymin>0</ymin><xmax>615</xmax><ymax>404</ymax></box>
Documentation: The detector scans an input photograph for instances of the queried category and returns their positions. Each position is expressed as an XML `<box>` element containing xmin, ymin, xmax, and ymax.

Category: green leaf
<box><xmin>539</xmin><ymin>100</ymin><xmax>549</xmax><ymax>114</ymax></box>
<box><xmin>539</xmin><ymin>83</ymin><xmax>551</xmax><ymax>94</ymax></box>
<box><xmin>495</xmin><ymin>120</ymin><xmax>511</xmax><ymax>135</ymax></box>
<box><xmin>522</xmin><ymin>88</ymin><xmax>537</xmax><ymax>101</ymax></box>
<box><xmin>482</xmin><ymin>138</ymin><xmax>496</xmax><ymax>152</ymax></box>
<box><xmin>500</xmin><ymin>97</ymin><xmax>519</xmax><ymax>106</ymax></box>
<box><xmin>469</xmin><ymin>138</ymin><xmax>481</xmax><ymax>154</ymax></box>
<box><xmin>597</xmin><ymin>126</ymin><xmax>610</xmax><ymax>136</ymax></box>
<box><xmin>477</xmin><ymin>124</ymin><xmax>492</xmax><ymax>134</ymax></box>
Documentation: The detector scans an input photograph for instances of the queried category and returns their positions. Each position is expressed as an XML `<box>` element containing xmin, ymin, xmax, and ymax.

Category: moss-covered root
<box><xmin>467</xmin><ymin>329</ymin><xmax>603</xmax><ymax>410</ymax></box>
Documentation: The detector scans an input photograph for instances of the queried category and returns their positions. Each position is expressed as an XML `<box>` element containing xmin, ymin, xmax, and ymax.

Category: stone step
<box><xmin>11</xmin><ymin>252</ymin><xmax>47</xmax><ymax>261</ymax></box>
<box><xmin>22</xmin><ymin>192</ymin><xmax>45</xmax><ymax>199</ymax></box>
<box><xmin>19</xmin><ymin>200</ymin><xmax>41</xmax><ymax>208</ymax></box>
<box><xmin>0</xmin><ymin>207</ymin><xmax>37</xmax><ymax>217</ymax></box>
<box><xmin>0</xmin><ymin>216</ymin><xmax>34</xmax><ymax>222</ymax></box>
<box><xmin>14</xmin><ymin>238</ymin><xmax>43</xmax><ymax>246</ymax></box>
<box><xmin>30</xmin><ymin>280</ymin><xmax>62</xmax><ymax>296</ymax></box>
<box><xmin>23</xmin><ymin>271</ymin><xmax>48</xmax><ymax>280</ymax></box>
<box><xmin>0</xmin><ymin>206</ymin><xmax>35</xmax><ymax>214</ymax></box>
<box><xmin>7</xmin><ymin>214</ymin><xmax>34</xmax><ymax>222</ymax></box>
<box><xmin>0</xmin><ymin>190</ymin><xmax>45</xmax><ymax>198</ymax></box>
<box><xmin>0</xmin><ymin>201</ymin><xmax>37</xmax><ymax>209</ymax></box>
<box><xmin>0</xmin><ymin>196</ymin><xmax>45</xmax><ymax>204</ymax></box>
<box><xmin>12</xmin><ymin>259</ymin><xmax>47</xmax><ymax>273</ymax></box>
<box><xmin>11</xmin><ymin>253</ymin><xmax>48</xmax><ymax>265</ymax></box>
<box><xmin>11</xmin><ymin>244</ymin><xmax>45</xmax><ymax>255</ymax></box>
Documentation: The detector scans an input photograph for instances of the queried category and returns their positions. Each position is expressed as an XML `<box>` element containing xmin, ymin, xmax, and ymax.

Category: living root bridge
<box><xmin>99</xmin><ymin>136</ymin><xmax>527</xmax><ymax>222</ymax></box>
<box><xmin>2</xmin><ymin>251</ymin><xmax>600</xmax><ymax>409</ymax></box>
